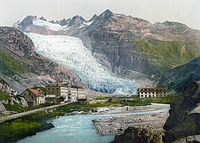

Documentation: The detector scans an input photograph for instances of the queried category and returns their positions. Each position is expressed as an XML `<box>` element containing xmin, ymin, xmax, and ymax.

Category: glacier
<box><xmin>27</xmin><ymin>33</ymin><xmax>140</xmax><ymax>94</ymax></box>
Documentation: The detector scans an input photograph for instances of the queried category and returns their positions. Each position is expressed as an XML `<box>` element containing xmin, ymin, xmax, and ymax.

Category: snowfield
<box><xmin>32</xmin><ymin>19</ymin><xmax>63</xmax><ymax>31</ymax></box>
<box><xmin>27</xmin><ymin>33</ymin><xmax>139</xmax><ymax>94</ymax></box>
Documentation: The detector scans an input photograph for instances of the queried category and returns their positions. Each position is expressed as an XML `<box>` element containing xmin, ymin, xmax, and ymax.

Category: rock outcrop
<box><xmin>164</xmin><ymin>81</ymin><xmax>200</xmax><ymax>142</ymax></box>
<box><xmin>0</xmin><ymin>102</ymin><xmax>7</xmax><ymax>114</ymax></box>
<box><xmin>0</xmin><ymin>27</ymin><xmax>85</xmax><ymax>93</ymax></box>
<box><xmin>112</xmin><ymin>127</ymin><xmax>165</xmax><ymax>143</ymax></box>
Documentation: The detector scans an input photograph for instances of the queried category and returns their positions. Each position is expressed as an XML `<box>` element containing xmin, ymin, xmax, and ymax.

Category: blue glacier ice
<box><xmin>27</xmin><ymin>33</ymin><xmax>140</xmax><ymax>94</ymax></box>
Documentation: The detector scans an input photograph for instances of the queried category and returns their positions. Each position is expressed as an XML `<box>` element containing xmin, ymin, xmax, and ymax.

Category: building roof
<box><xmin>137</xmin><ymin>88</ymin><xmax>166</xmax><ymax>92</ymax></box>
<box><xmin>28</xmin><ymin>88</ymin><xmax>44</xmax><ymax>97</ymax></box>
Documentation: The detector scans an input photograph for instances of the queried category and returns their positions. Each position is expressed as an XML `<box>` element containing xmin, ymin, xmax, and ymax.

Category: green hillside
<box><xmin>133</xmin><ymin>39</ymin><xmax>200</xmax><ymax>74</ymax></box>
<box><xmin>0</xmin><ymin>47</ymin><xmax>32</xmax><ymax>76</ymax></box>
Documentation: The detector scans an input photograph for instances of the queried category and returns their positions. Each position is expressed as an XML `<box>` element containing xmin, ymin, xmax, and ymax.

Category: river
<box><xmin>17</xmin><ymin>105</ymin><xmax>169</xmax><ymax>143</ymax></box>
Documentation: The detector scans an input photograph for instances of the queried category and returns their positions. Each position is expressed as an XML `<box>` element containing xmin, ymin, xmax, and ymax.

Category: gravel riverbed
<box><xmin>92</xmin><ymin>103</ymin><xmax>170</xmax><ymax>135</ymax></box>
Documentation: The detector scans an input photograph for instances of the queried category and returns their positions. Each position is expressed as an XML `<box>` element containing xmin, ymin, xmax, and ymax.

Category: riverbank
<box><xmin>93</xmin><ymin>103</ymin><xmax>169</xmax><ymax>115</ymax></box>
<box><xmin>0</xmin><ymin>101</ymin><xmax>170</xmax><ymax>143</ymax></box>
<box><xmin>93</xmin><ymin>104</ymin><xmax>169</xmax><ymax>135</ymax></box>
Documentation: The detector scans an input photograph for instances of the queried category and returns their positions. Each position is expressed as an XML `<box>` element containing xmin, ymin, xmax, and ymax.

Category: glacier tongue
<box><xmin>27</xmin><ymin>33</ymin><xmax>139</xmax><ymax>94</ymax></box>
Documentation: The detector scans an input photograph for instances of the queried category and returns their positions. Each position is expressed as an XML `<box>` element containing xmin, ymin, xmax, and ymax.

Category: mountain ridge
<box><xmin>13</xmin><ymin>9</ymin><xmax>200</xmax><ymax>92</ymax></box>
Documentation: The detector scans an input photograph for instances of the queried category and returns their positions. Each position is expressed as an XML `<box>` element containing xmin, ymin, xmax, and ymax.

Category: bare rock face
<box><xmin>164</xmin><ymin>82</ymin><xmax>200</xmax><ymax>143</ymax></box>
<box><xmin>0</xmin><ymin>80</ymin><xmax>12</xmax><ymax>94</ymax></box>
<box><xmin>112</xmin><ymin>127</ymin><xmax>165</xmax><ymax>143</ymax></box>
<box><xmin>0</xmin><ymin>102</ymin><xmax>6</xmax><ymax>114</ymax></box>
<box><xmin>0</xmin><ymin>27</ymin><xmax>85</xmax><ymax>93</ymax></box>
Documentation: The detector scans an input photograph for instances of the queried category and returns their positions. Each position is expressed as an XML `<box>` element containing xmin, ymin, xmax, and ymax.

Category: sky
<box><xmin>0</xmin><ymin>0</ymin><xmax>200</xmax><ymax>30</ymax></box>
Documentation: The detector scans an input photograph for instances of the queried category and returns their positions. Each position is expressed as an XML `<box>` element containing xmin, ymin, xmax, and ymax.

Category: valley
<box><xmin>1</xmin><ymin>8</ymin><xmax>200</xmax><ymax>143</ymax></box>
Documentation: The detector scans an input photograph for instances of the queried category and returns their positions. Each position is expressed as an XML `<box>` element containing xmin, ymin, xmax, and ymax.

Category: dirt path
<box><xmin>0</xmin><ymin>102</ymin><xmax>70</xmax><ymax>123</ymax></box>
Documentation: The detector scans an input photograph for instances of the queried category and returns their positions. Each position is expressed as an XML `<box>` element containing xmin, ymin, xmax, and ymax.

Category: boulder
<box><xmin>112</xmin><ymin>127</ymin><xmax>165</xmax><ymax>143</ymax></box>
<box><xmin>0</xmin><ymin>102</ymin><xmax>6</xmax><ymax>113</ymax></box>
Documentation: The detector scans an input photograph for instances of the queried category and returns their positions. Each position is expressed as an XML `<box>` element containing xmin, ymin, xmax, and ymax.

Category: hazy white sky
<box><xmin>1</xmin><ymin>0</ymin><xmax>200</xmax><ymax>30</ymax></box>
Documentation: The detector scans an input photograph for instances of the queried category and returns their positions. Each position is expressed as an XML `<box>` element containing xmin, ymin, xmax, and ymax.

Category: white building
<box><xmin>46</xmin><ymin>82</ymin><xmax>87</xmax><ymax>103</ymax></box>
<box><xmin>137</xmin><ymin>88</ymin><xmax>166</xmax><ymax>98</ymax></box>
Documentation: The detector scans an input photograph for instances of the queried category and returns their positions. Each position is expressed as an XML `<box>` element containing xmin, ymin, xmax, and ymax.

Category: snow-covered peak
<box><xmin>32</xmin><ymin>18</ymin><xmax>64</xmax><ymax>31</ymax></box>
<box><xmin>14</xmin><ymin>15</ymin><xmax>36</xmax><ymax>28</ymax></box>
<box><xmin>14</xmin><ymin>15</ymin><xmax>94</xmax><ymax>32</ymax></box>
<box><xmin>79</xmin><ymin>21</ymin><xmax>94</xmax><ymax>28</ymax></box>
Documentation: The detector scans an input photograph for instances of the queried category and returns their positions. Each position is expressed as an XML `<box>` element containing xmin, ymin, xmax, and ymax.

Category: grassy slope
<box><xmin>0</xmin><ymin>47</ymin><xmax>32</xmax><ymax>77</ymax></box>
<box><xmin>133</xmin><ymin>39</ymin><xmax>200</xmax><ymax>74</ymax></box>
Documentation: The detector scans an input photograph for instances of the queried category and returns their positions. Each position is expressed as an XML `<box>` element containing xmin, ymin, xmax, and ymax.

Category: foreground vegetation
<box><xmin>0</xmin><ymin>95</ymin><xmax>176</xmax><ymax>143</ymax></box>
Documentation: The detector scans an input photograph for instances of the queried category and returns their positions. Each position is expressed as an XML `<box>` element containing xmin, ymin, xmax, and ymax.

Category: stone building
<box><xmin>46</xmin><ymin>82</ymin><xmax>69</xmax><ymax>102</ymax></box>
<box><xmin>45</xmin><ymin>95</ymin><xmax>57</xmax><ymax>104</ymax></box>
<box><xmin>21</xmin><ymin>88</ymin><xmax>45</xmax><ymax>107</ymax></box>
<box><xmin>46</xmin><ymin>82</ymin><xmax>87</xmax><ymax>103</ymax></box>
<box><xmin>137</xmin><ymin>88</ymin><xmax>166</xmax><ymax>98</ymax></box>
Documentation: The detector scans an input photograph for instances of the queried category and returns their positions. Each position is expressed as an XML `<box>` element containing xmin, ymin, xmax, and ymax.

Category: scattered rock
<box><xmin>112</xmin><ymin>127</ymin><xmax>165</xmax><ymax>143</ymax></box>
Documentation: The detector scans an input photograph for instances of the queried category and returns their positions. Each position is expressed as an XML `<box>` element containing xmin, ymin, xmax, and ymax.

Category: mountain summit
<box><xmin>13</xmin><ymin>10</ymin><xmax>200</xmax><ymax>93</ymax></box>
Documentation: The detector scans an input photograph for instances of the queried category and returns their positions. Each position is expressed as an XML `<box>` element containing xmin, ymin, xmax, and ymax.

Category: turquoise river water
<box><xmin>17</xmin><ymin>106</ymin><xmax>169</xmax><ymax>143</ymax></box>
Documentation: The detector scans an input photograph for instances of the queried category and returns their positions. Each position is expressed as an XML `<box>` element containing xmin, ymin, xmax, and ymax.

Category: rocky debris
<box><xmin>19</xmin><ymin>96</ymin><xmax>28</xmax><ymax>107</ymax></box>
<box><xmin>0</xmin><ymin>102</ymin><xmax>6</xmax><ymax>113</ymax></box>
<box><xmin>0</xmin><ymin>77</ymin><xmax>28</xmax><ymax>114</ymax></box>
<box><xmin>92</xmin><ymin>104</ymin><xmax>169</xmax><ymax>135</ymax></box>
<box><xmin>163</xmin><ymin>82</ymin><xmax>200</xmax><ymax>143</ymax></box>
<box><xmin>0</xmin><ymin>78</ymin><xmax>12</xmax><ymax>94</ymax></box>
<box><xmin>1</xmin><ymin>97</ymin><xmax>28</xmax><ymax>107</ymax></box>
<box><xmin>93</xmin><ymin>111</ymin><xmax>169</xmax><ymax>135</ymax></box>
<box><xmin>112</xmin><ymin>127</ymin><xmax>165</xmax><ymax>143</ymax></box>
<box><xmin>94</xmin><ymin>104</ymin><xmax>170</xmax><ymax>115</ymax></box>
<box><xmin>0</xmin><ymin>101</ymin><xmax>10</xmax><ymax>116</ymax></box>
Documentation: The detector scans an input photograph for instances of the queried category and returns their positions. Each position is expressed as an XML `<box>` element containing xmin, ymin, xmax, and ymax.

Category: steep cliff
<box><xmin>164</xmin><ymin>82</ymin><xmax>200</xmax><ymax>142</ymax></box>
<box><xmin>157</xmin><ymin>57</ymin><xmax>200</xmax><ymax>92</ymax></box>
<box><xmin>0</xmin><ymin>27</ymin><xmax>84</xmax><ymax>93</ymax></box>
<box><xmin>112</xmin><ymin>127</ymin><xmax>165</xmax><ymax>143</ymax></box>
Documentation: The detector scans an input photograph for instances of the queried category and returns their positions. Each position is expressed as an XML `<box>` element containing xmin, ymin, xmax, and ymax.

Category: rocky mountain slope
<box><xmin>0</xmin><ymin>77</ymin><xmax>27</xmax><ymax>115</ymax></box>
<box><xmin>0</xmin><ymin>27</ymin><xmax>84</xmax><ymax>93</ymax></box>
<box><xmin>164</xmin><ymin>81</ymin><xmax>200</xmax><ymax>142</ymax></box>
<box><xmin>13</xmin><ymin>10</ymin><xmax>200</xmax><ymax>90</ymax></box>
<box><xmin>156</xmin><ymin>56</ymin><xmax>200</xmax><ymax>92</ymax></box>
